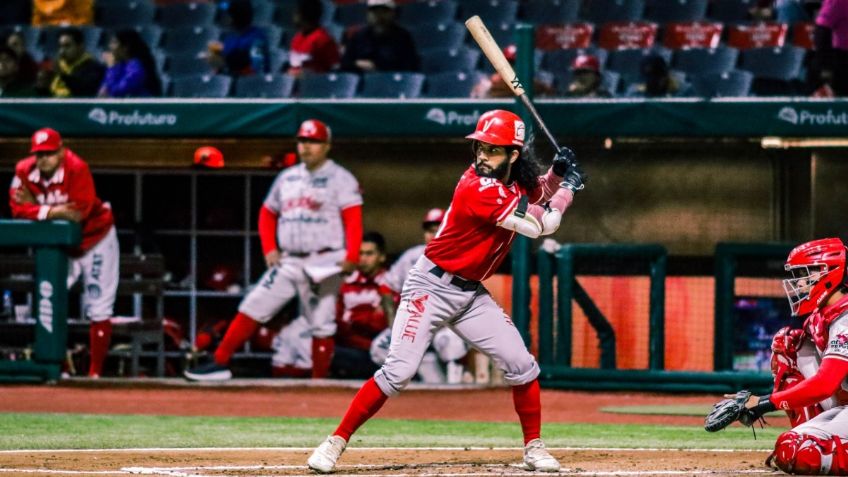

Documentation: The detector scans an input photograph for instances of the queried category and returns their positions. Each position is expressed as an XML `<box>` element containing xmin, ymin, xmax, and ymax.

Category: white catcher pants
<box><xmin>67</xmin><ymin>226</ymin><xmax>119</xmax><ymax>322</ymax></box>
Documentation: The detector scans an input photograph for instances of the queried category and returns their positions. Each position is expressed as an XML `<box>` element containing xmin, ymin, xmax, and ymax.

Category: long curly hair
<box><xmin>510</xmin><ymin>131</ymin><xmax>545</xmax><ymax>192</ymax></box>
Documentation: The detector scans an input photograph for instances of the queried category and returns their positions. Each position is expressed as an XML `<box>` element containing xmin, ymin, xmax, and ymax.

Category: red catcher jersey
<box><xmin>9</xmin><ymin>149</ymin><xmax>114</xmax><ymax>256</ymax></box>
<box><xmin>335</xmin><ymin>269</ymin><xmax>398</xmax><ymax>350</ymax></box>
<box><xmin>425</xmin><ymin>165</ymin><xmax>543</xmax><ymax>281</ymax></box>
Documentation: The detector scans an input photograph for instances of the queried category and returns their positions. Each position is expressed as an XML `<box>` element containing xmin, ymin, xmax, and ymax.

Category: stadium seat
<box><xmin>643</xmin><ymin>0</ymin><xmax>707</xmax><ymax>23</ymax></box>
<box><xmin>458</xmin><ymin>0</ymin><xmax>519</xmax><ymax>26</ymax></box>
<box><xmin>398</xmin><ymin>1</ymin><xmax>458</xmax><ymax>28</ymax></box>
<box><xmin>95</xmin><ymin>1</ymin><xmax>156</xmax><ymax>28</ymax></box>
<box><xmin>171</xmin><ymin>74</ymin><xmax>232</xmax><ymax>97</ymax></box>
<box><xmin>334</xmin><ymin>2</ymin><xmax>368</xmax><ymax>27</ymax></box>
<box><xmin>486</xmin><ymin>22</ymin><xmax>515</xmax><ymax>49</ymax></box>
<box><xmin>598</xmin><ymin>21</ymin><xmax>658</xmax><ymax>50</ymax></box>
<box><xmin>136</xmin><ymin>25</ymin><xmax>164</xmax><ymax>49</ymax></box>
<box><xmin>152</xmin><ymin>49</ymin><xmax>168</xmax><ymax>75</ymax></box>
<box><xmin>261</xmin><ymin>25</ymin><xmax>284</xmax><ymax>49</ymax></box>
<box><xmin>323</xmin><ymin>23</ymin><xmax>344</xmax><ymax>44</ymax></box>
<box><xmin>0</xmin><ymin>26</ymin><xmax>39</xmax><ymax>54</ymax></box>
<box><xmin>542</xmin><ymin>47</ymin><xmax>608</xmax><ymax>76</ymax></box>
<box><xmin>161</xmin><ymin>26</ymin><xmax>220</xmax><ymax>56</ymax></box>
<box><xmin>409</xmin><ymin>22</ymin><xmax>466</xmax><ymax>51</ymax></box>
<box><xmin>40</xmin><ymin>26</ymin><xmax>102</xmax><ymax>59</ymax></box>
<box><xmin>165</xmin><ymin>53</ymin><xmax>213</xmax><ymax>78</ymax></box>
<box><xmin>234</xmin><ymin>73</ymin><xmax>296</xmax><ymax>98</ymax></box>
<box><xmin>276</xmin><ymin>1</ymin><xmax>336</xmax><ymax>29</ymax></box>
<box><xmin>251</xmin><ymin>2</ymin><xmax>276</xmax><ymax>25</ymax></box>
<box><xmin>556</xmin><ymin>69</ymin><xmax>621</xmax><ymax>96</ymax></box>
<box><xmin>520</xmin><ymin>0</ymin><xmax>580</xmax><ymax>25</ymax></box>
<box><xmin>792</xmin><ymin>22</ymin><xmax>815</xmax><ymax>49</ymax></box>
<box><xmin>663</xmin><ymin>21</ymin><xmax>723</xmax><ymax>49</ymax></box>
<box><xmin>425</xmin><ymin>71</ymin><xmax>479</xmax><ymax>97</ymax></box>
<box><xmin>421</xmin><ymin>47</ymin><xmax>480</xmax><ymax>73</ymax></box>
<box><xmin>708</xmin><ymin>0</ymin><xmax>755</xmax><ymax>23</ymax></box>
<box><xmin>690</xmin><ymin>69</ymin><xmax>753</xmax><ymax>97</ymax></box>
<box><xmin>606</xmin><ymin>47</ymin><xmax>671</xmax><ymax>81</ymax></box>
<box><xmin>157</xmin><ymin>2</ymin><xmax>217</xmax><ymax>28</ymax></box>
<box><xmin>581</xmin><ymin>0</ymin><xmax>644</xmax><ymax>24</ymax></box>
<box><xmin>738</xmin><ymin>46</ymin><xmax>805</xmax><ymax>81</ymax></box>
<box><xmin>360</xmin><ymin>72</ymin><xmax>426</xmax><ymax>98</ymax></box>
<box><xmin>727</xmin><ymin>22</ymin><xmax>788</xmax><ymax>49</ymax></box>
<box><xmin>535</xmin><ymin>23</ymin><xmax>594</xmax><ymax>50</ymax></box>
<box><xmin>267</xmin><ymin>48</ymin><xmax>289</xmax><ymax>73</ymax></box>
<box><xmin>672</xmin><ymin>46</ymin><xmax>738</xmax><ymax>76</ymax></box>
<box><xmin>298</xmin><ymin>72</ymin><xmax>359</xmax><ymax>98</ymax></box>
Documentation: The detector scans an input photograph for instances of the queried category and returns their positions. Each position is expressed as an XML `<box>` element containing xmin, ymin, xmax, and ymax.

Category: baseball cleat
<box><xmin>307</xmin><ymin>435</ymin><xmax>347</xmax><ymax>473</ymax></box>
<box><xmin>183</xmin><ymin>362</ymin><xmax>232</xmax><ymax>381</ymax></box>
<box><xmin>523</xmin><ymin>438</ymin><xmax>560</xmax><ymax>472</ymax></box>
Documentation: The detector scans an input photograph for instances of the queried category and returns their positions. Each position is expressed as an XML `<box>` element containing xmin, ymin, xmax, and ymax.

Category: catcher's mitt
<box><xmin>704</xmin><ymin>390</ymin><xmax>759</xmax><ymax>432</ymax></box>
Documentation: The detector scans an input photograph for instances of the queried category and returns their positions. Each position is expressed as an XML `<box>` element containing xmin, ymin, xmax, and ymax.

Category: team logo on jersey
<box><xmin>828</xmin><ymin>333</ymin><xmax>848</xmax><ymax>353</ymax></box>
<box><xmin>86</xmin><ymin>284</ymin><xmax>101</xmax><ymax>299</ymax></box>
<box><xmin>311</xmin><ymin>177</ymin><xmax>328</xmax><ymax>188</ymax></box>
<box><xmin>478</xmin><ymin>177</ymin><xmax>500</xmax><ymax>192</ymax></box>
<box><xmin>400</xmin><ymin>293</ymin><xmax>429</xmax><ymax>343</ymax></box>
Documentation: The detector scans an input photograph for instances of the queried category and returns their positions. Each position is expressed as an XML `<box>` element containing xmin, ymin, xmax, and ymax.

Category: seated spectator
<box><xmin>98</xmin><ymin>29</ymin><xmax>161</xmax><ymax>98</ymax></box>
<box><xmin>775</xmin><ymin>0</ymin><xmax>810</xmax><ymax>23</ymax></box>
<box><xmin>0</xmin><ymin>46</ymin><xmax>37</xmax><ymax>97</ymax></box>
<box><xmin>207</xmin><ymin>0</ymin><xmax>269</xmax><ymax>76</ymax></box>
<box><xmin>6</xmin><ymin>32</ymin><xmax>39</xmax><ymax>83</ymax></box>
<box><xmin>340</xmin><ymin>0</ymin><xmax>420</xmax><ymax>73</ymax></box>
<box><xmin>287</xmin><ymin>0</ymin><xmax>340</xmax><ymax>77</ymax></box>
<box><xmin>471</xmin><ymin>45</ymin><xmax>554</xmax><ymax>98</ymax></box>
<box><xmin>810</xmin><ymin>0</ymin><xmax>848</xmax><ymax>97</ymax></box>
<box><xmin>626</xmin><ymin>54</ymin><xmax>691</xmax><ymax>98</ymax></box>
<box><xmin>32</xmin><ymin>0</ymin><xmax>93</xmax><ymax>26</ymax></box>
<box><xmin>565</xmin><ymin>54</ymin><xmax>612</xmax><ymax>98</ymax></box>
<box><xmin>39</xmin><ymin>27</ymin><xmax>104</xmax><ymax>97</ymax></box>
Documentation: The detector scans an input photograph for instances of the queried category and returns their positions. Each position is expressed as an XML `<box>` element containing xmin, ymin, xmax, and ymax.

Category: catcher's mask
<box><xmin>783</xmin><ymin>237</ymin><xmax>847</xmax><ymax>316</ymax></box>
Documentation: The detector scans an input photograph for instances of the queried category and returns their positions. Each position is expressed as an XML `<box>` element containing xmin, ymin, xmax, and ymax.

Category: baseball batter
<box><xmin>8</xmin><ymin>128</ymin><xmax>119</xmax><ymax>378</ymax></box>
<box><xmin>184</xmin><ymin>119</ymin><xmax>362</xmax><ymax>381</ymax></box>
<box><xmin>710</xmin><ymin>238</ymin><xmax>848</xmax><ymax>475</ymax></box>
<box><xmin>308</xmin><ymin>109</ymin><xmax>585</xmax><ymax>473</ymax></box>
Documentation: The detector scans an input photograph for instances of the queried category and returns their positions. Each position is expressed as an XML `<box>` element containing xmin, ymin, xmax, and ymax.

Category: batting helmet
<box><xmin>296</xmin><ymin>119</ymin><xmax>331</xmax><ymax>142</ymax></box>
<box><xmin>422</xmin><ymin>208</ymin><xmax>444</xmax><ymax>228</ymax></box>
<box><xmin>194</xmin><ymin>146</ymin><xmax>224</xmax><ymax>169</ymax></box>
<box><xmin>465</xmin><ymin>109</ymin><xmax>525</xmax><ymax>147</ymax></box>
<box><xmin>783</xmin><ymin>238</ymin><xmax>847</xmax><ymax>316</ymax></box>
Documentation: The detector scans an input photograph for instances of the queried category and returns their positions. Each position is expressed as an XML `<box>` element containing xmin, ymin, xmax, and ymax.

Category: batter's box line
<box><xmin>0</xmin><ymin>447</ymin><xmax>772</xmax><ymax>454</ymax></box>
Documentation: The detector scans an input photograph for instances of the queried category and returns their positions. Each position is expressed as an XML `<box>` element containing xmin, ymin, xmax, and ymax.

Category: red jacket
<box><xmin>9</xmin><ymin>148</ymin><xmax>114</xmax><ymax>256</ymax></box>
<box><xmin>335</xmin><ymin>269</ymin><xmax>397</xmax><ymax>350</ymax></box>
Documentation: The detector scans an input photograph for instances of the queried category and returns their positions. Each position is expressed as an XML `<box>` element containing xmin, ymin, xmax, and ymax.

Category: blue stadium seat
<box><xmin>486</xmin><ymin>22</ymin><xmax>515</xmax><ymax>48</ymax></box>
<box><xmin>606</xmin><ymin>47</ymin><xmax>671</xmax><ymax>82</ymax></box>
<box><xmin>267</xmin><ymin>48</ymin><xmax>289</xmax><ymax>73</ymax></box>
<box><xmin>738</xmin><ymin>46</ymin><xmax>805</xmax><ymax>81</ymax></box>
<box><xmin>135</xmin><ymin>25</ymin><xmax>164</xmax><ymax>49</ymax></box>
<box><xmin>421</xmin><ymin>47</ymin><xmax>480</xmax><ymax>73</ymax></box>
<box><xmin>542</xmin><ymin>47</ymin><xmax>608</xmax><ymax>76</ymax></box>
<box><xmin>161</xmin><ymin>26</ymin><xmax>220</xmax><ymax>56</ymax></box>
<box><xmin>323</xmin><ymin>23</ymin><xmax>344</xmax><ymax>44</ymax></box>
<box><xmin>520</xmin><ymin>0</ymin><xmax>580</xmax><ymax>25</ymax></box>
<box><xmin>690</xmin><ymin>70</ymin><xmax>753</xmax><ymax>97</ymax></box>
<box><xmin>581</xmin><ymin>0</ymin><xmax>644</xmax><ymax>24</ymax></box>
<box><xmin>261</xmin><ymin>25</ymin><xmax>284</xmax><ymax>49</ymax></box>
<box><xmin>0</xmin><ymin>26</ymin><xmax>39</xmax><ymax>53</ymax></box>
<box><xmin>234</xmin><ymin>73</ymin><xmax>296</xmax><ymax>98</ymax></box>
<box><xmin>171</xmin><ymin>74</ymin><xmax>232</xmax><ymax>97</ymax></box>
<box><xmin>708</xmin><ymin>0</ymin><xmax>756</xmax><ymax>23</ymax></box>
<box><xmin>166</xmin><ymin>53</ymin><xmax>213</xmax><ymax>78</ymax></box>
<box><xmin>398</xmin><ymin>1</ymin><xmax>458</xmax><ymax>28</ymax></box>
<box><xmin>425</xmin><ymin>71</ymin><xmax>479</xmax><ymax>97</ymax></box>
<box><xmin>96</xmin><ymin>1</ymin><xmax>156</xmax><ymax>28</ymax></box>
<box><xmin>644</xmin><ymin>0</ymin><xmax>707</xmax><ymax>23</ymax></box>
<box><xmin>458</xmin><ymin>0</ymin><xmax>519</xmax><ymax>26</ymax></box>
<box><xmin>298</xmin><ymin>72</ymin><xmax>359</xmax><ymax>98</ymax></box>
<box><xmin>157</xmin><ymin>2</ymin><xmax>217</xmax><ymax>28</ymax></box>
<box><xmin>360</xmin><ymin>72</ymin><xmax>426</xmax><ymax>98</ymax></box>
<box><xmin>334</xmin><ymin>3</ymin><xmax>368</xmax><ymax>27</ymax></box>
<box><xmin>40</xmin><ymin>26</ymin><xmax>102</xmax><ymax>59</ymax></box>
<box><xmin>555</xmin><ymin>70</ymin><xmax>621</xmax><ymax>96</ymax></box>
<box><xmin>409</xmin><ymin>22</ymin><xmax>466</xmax><ymax>51</ymax></box>
<box><xmin>251</xmin><ymin>2</ymin><xmax>276</xmax><ymax>25</ymax></box>
<box><xmin>672</xmin><ymin>46</ymin><xmax>739</xmax><ymax>76</ymax></box>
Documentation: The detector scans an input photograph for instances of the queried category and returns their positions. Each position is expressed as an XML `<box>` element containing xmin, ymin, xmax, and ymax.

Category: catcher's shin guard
<box><xmin>770</xmin><ymin>431</ymin><xmax>848</xmax><ymax>475</ymax></box>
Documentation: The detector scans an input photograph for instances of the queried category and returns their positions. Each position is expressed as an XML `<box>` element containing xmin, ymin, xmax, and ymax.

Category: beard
<box><xmin>475</xmin><ymin>159</ymin><xmax>510</xmax><ymax>181</ymax></box>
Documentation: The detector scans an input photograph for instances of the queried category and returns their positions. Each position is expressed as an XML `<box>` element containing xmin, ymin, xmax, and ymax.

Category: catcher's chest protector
<box><xmin>805</xmin><ymin>296</ymin><xmax>848</xmax><ymax>352</ymax></box>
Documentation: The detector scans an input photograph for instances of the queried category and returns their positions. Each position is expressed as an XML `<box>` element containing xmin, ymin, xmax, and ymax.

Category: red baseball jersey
<box><xmin>425</xmin><ymin>165</ymin><xmax>544</xmax><ymax>281</ymax></box>
<box><xmin>8</xmin><ymin>149</ymin><xmax>114</xmax><ymax>256</ymax></box>
<box><xmin>288</xmin><ymin>27</ymin><xmax>340</xmax><ymax>75</ymax></box>
<box><xmin>335</xmin><ymin>269</ymin><xmax>397</xmax><ymax>350</ymax></box>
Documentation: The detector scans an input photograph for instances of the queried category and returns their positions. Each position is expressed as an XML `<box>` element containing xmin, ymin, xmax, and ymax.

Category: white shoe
<box><xmin>307</xmin><ymin>435</ymin><xmax>347</xmax><ymax>473</ymax></box>
<box><xmin>524</xmin><ymin>438</ymin><xmax>560</xmax><ymax>472</ymax></box>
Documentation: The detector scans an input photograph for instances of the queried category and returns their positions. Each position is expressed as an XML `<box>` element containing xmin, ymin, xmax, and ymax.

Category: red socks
<box><xmin>88</xmin><ymin>320</ymin><xmax>113</xmax><ymax>377</ymax></box>
<box><xmin>513</xmin><ymin>379</ymin><xmax>542</xmax><ymax>444</ymax></box>
<box><xmin>333</xmin><ymin>377</ymin><xmax>388</xmax><ymax>441</ymax></box>
<box><xmin>214</xmin><ymin>312</ymin><xmax>259</xmax><ymax>366</ymax></box>
<box><xmin>312</xmin><ymin>337</ymin><xmax>335</xmax><ymax>378</ymax></box>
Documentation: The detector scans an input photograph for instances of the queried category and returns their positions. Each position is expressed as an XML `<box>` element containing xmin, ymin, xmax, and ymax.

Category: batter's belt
<box><xmin>285</xmin><ymin>248</ymin><xmax>337</xmax><ymax>258</ymax></box>
<box><xmin>428</xmin><ymin>264</ymin><xmax>481</xmax><ymax>292</ymax></box>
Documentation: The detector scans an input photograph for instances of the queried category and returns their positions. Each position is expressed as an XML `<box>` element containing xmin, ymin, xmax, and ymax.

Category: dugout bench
<box><xmin>0</xmin><ymin>245</ymin><xmax>167</xmax><ymax>379</ymax></box>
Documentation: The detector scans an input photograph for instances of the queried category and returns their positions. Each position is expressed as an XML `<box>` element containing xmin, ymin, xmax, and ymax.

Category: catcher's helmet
<box><xmin>465</xmin><ymin>109</ymin><xmax>525</xmax><ymax>147</ymax></box>
<box><xmin>296</xmin><ymin>119</ymin><xmax>331</xmax><ymax>142</ymax></box>
<box><xmin>422</xmin><ymin>208</ymin><xmax>444</xmax><ymax>228</ymax></box>
<box><xmin>783</xmin><ymin>238</ymin><xmax>847</xmax><ymax>316</ymax></box>
<box><xmin>194</xmin><ymin>146</ymin><xmax>224</xmax><ymax>169</ymax></box>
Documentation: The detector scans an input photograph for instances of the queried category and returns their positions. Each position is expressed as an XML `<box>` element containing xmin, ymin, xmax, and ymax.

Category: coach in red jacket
<box><xmin>8</xmin><ymin>128</ymin><xmax>119</xmax><ymax>378</ymax></box>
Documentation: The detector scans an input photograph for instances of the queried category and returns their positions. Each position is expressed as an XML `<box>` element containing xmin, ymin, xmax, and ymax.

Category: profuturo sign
<box><xmin>88</xmin><ymin>107</ymin><xmax>178</xmax><ymax>127</ymax></box>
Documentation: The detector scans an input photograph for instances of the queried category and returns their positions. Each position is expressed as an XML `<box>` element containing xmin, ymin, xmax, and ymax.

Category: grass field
<box><xmin>0</xmin><ymin>413</ymin><xmax>779</xmax><ymax>451</ymax></box>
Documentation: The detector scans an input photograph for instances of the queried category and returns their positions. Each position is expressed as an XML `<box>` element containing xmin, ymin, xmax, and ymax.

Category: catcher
<box><xmin>705</xmin><ymin>238</ymin><xmax>848</xmax><ymax>475</ymax></box>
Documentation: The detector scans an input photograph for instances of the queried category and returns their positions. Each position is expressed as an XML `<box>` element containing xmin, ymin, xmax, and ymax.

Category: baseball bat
<box><xmin>464</xmin><ymin>15</ymin><xmax>561</xmax><ymax>153</ymax></box>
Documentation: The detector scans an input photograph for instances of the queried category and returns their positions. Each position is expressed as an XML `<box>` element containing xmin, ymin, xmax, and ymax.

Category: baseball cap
<box><xmin>502</xmin><ymin>45</ymin><xmax>517</xmax><ymax>64</ymax></box>
<box><xmin>367</xmin><ymin>0</ymin><xmax>396</xmax><ymax>8</ymax></box>
<box><xmin>30</xmin><ymin>128</ymin><xmax>63</xmax><ymax>153</ymax></box>
<box><xmin>194</xmin><ymin>146</ymin><xmax>225</xmax><ymax>169</ymax></box>
<box><xmin>296</xmin><ymin>119</ymin><xmax>331</xmax><ymax>142</ymax></box>
<box><xmin>571</xmin><ymin>54</ymin><xmax>600</xmax><ymax>73</ymax></box>
<box><xmin>422</xmin><ymin>208</ymin><xmax>445</xmax><ymax>227</ymax></box>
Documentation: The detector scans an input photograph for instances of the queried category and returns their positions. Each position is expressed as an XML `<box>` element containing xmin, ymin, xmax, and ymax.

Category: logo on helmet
<box><xmin>514</xmin><ymin>120</ymin><xmax>525</xmax><ymax>143</ymax></box>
